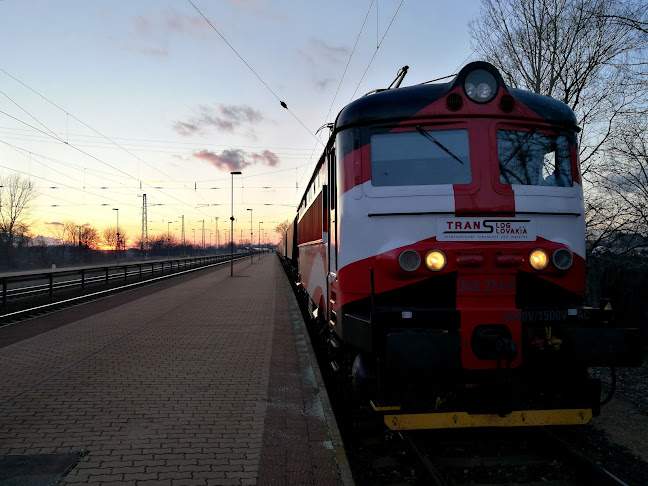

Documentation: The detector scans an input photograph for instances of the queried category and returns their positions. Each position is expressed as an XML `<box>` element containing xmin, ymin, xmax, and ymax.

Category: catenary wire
<box><xmin>186</xmin><ymin>0</ymin><xmax>323</xmax><ymax>146</ymax></box>
<box><xmin>349</xmin><ymin>0</ymin><xmax>405</xmax><ymax>101</ymax></box>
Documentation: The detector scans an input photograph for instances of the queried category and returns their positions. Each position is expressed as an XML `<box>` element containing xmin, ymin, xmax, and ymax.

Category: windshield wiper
<box><xmin>416</xmin><ymin>125</ymin><xmax>464</xmax><ymax>165</ymax></box>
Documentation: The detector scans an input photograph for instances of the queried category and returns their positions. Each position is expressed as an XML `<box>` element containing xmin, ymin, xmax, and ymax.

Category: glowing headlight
<box><xmin>552</xmin><ymin>248</ymin><xmax>573</xmax><ymax>270</ymax></box>
<box><xmin>425</xmin><ymin>250</ymin><xmax>447</xmax><ymax>271</ymax></box>
<box><xmin>529</xmin><ymin>249</ymin><xmax>549</xmax><ymax>270</ymax></box>
<box><xmin>464</xmin><ymin>69</ymin><xmax>498</xmax><ymax>103</ymax></box>
<box><xmin>398</xmin><ymin>250</ymin><xmax>421</xmax><ymax>272</ymax></box>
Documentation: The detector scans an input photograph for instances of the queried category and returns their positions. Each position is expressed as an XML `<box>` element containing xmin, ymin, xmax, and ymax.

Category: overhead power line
<box><xmin>0</xmin><ymin>126</ymin><xmax>316</xmax><ymax>152</ymax></box>
<box><xmin>298</xmin><ymin>0</ymin><xmax>377</xmax><ymax>191</ymax></box>
<box><xmin>0</xmin><ymin>68</ymin><xmax>186</xmax><ymax>187</ymax></box>
<box><xmin>186</xmin><ymin>0</ymin><xmax>322</xmax><ymax>146</ymax></box>
<box><xmin>349</xmin><ymin>0</ymin><xmax>406</xmax><ymax>101</ymax></box>
<box><xmin>325</xmin><ymin>0</ymin><xmax>375</xmax><ymax>125</ymax></box>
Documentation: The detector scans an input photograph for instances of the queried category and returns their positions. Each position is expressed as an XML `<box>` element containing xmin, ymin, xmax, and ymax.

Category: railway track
<box><xmin>0</xmin><ymin>255</ymin><xmax>247</xmax><ymax>325</ymax></box>
<box><xmin>401</xmin><ymin>426</ymin><xmax>630</xmax><ymax>486</ymax></box>
<box><xmin>284</xmin><ymin>257</ymin><xmax>646</xmax><ymax>486</ymax></box>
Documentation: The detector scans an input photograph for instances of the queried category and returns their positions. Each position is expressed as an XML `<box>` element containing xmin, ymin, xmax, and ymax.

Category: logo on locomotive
<box><xmin>437</xmin><ymin>218</ymin><xmax>536</xmax><ymax>241</ymax></box>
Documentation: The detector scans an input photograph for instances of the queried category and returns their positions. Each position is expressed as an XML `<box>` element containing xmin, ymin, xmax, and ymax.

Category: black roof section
<box><xmin>335</xmin><ymin>61</ymin><xmax>578</xmax><ymax>130</ymax></box>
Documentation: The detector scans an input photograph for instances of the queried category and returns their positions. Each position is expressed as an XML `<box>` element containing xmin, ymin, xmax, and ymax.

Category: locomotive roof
<box><xmin>335</xmin><ymin>62</ymin><xmax>578</xmax><ymax>131</ymax></box>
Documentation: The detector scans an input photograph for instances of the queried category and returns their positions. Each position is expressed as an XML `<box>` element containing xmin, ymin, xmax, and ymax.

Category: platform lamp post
<box><xmin>167</xmin><ymin>221</ymin><xmax>175</xmax><ymax>259</ymax></box>
<box><xmin>258</xmin><ymin>222</ymin><xmax>263</xmax><ymax>260</ymax></box>
<box><xmin>247</xmin><ymin>208</ymin><xmax>253</xmax><ymax>263</ymax></box>
<box><xmin>230</xmin><ymin>171</ymin><xmax>242</xmax><ymax>276</ymax></box>
<box><xmin>112</xmin><ymin>208</ymin><xmax>119</xmax><ymax>258</ymax></box>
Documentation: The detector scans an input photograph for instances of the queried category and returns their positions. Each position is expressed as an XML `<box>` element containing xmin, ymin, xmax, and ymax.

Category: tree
<box><xmin>275</xmin><ymin>220</ymin><xmax>292</xmax><ymax>235</ymax></box>
<box><xmin>80</xmin><ymin>225</ymin><xmax>100</xmax><ymax>250</ymax></box>
<box><xmin>147</xmin><ymin>234</ymin><xmax>169</xmax><ymax>255</ymax></box>
<box><xmin>469</xmin><ymin>0</ymin><xmax>648</xmax><ymax>178</ymax></box>
<box><xmin>601</xmin><ymin>119</ymin><xmax>648</xmax><ymax>250</ymax></box>
<box><xmin>49</xmin><ymin>219</ymin><xmax>77</xmax><ymax>246</ymax></box>
<box><xmin>0</xmin><ymin>173</ymin><xmax>39</xmax><ymax>245</ymax></box>
<box><xmin>49</xmin><ymin>220</ymin><xmax>100</xmax><ymax>249</ymax></box>
<box><xmin>469</xmin><ymin>0</ymin><xmax>648</xmax><ymax>254</ymax></box>
<box><xmin>102</xmin><ymin>226</ymin><xmax>128</xmax><ymax>251</ymax></box>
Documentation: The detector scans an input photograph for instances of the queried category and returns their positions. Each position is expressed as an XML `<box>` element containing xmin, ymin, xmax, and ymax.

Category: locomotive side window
<box><xmin>498</xmin><ymin>130</ymin><xmax>573</xmax><ymax>187</ymax></box>
<box><xmin>370</xmin><ymin>129</ymin><xmax>471</xmax><ymax>186</ymax></box>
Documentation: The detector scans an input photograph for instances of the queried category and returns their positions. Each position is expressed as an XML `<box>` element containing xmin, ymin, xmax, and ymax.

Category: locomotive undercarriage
<box><xmin>327</xmin><ymin>303</ymin><xmax>643</xmax><ymax>429</ymax></box>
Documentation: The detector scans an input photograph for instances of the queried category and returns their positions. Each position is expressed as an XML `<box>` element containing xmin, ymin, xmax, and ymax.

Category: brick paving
<box><xmin>0</xmin><ymin>256</ymin><xmax>350</xmax><ymax>485</ymax></box>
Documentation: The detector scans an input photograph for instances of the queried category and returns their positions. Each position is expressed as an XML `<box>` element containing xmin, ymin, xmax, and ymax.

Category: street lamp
<box><xmin>230</xmin><ymin>171</ymin><xmax>242</xmax><ymax>276</ymax></box>
<box><xmin>258</xmin><ymin>221</ymin><xmax>263</xmax><ymax>260</ymax></box>
<box><xmin>247</xmin><ymin>208</ymin><xmax>253</xmax><ymax>263</ymax></box>
<box><xmin>112</xmin><ymin>208</ymin><xmax>119</xmax><ymax>254</ymax></box>
<box><xmin>167</xmin><ymin>221</ymin><xmax>175</xmax><ymax>259</ymax></box>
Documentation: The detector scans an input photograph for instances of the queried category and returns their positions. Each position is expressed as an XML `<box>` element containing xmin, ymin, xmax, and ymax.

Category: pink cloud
<box><xmin>193</xmin><ymin>149</ymin><xmax>280</xmax><ymax>172</ymax></box>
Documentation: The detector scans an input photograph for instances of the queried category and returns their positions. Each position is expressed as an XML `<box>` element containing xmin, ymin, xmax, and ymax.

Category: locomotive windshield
<box><xmin>498</xmin><ymin>130</ymin><xmax>573</xmax><ymax>187</ymax></box>
<box><xmin>370</xmin><ymin>128</ymin><xmax>471</xmax><ymax>186</ymax></box>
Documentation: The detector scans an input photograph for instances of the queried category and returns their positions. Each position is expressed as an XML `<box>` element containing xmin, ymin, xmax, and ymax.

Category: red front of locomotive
<box><xmin>326</xmin><ymin>62</ymin><xmax>642</xmax><ymax>428</ymax></box>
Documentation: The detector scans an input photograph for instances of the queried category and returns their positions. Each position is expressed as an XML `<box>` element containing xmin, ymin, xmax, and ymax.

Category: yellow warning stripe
<box><xmin>384</xmin><ymin>409</ymin><xmax>592</xmax><ymax>430</ymax></box>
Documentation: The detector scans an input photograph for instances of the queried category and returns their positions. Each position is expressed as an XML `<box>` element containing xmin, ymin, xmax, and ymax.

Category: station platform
<box><xmin>0</xmin><ymin>255</ymin><xmax>353</xmax><ymax>485</ymax></box>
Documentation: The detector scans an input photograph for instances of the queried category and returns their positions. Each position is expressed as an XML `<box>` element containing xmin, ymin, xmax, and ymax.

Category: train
<box><xmin>277</xmin><ymin>61</ymin><xmax>644</xmax><ymax>430</ymax></box>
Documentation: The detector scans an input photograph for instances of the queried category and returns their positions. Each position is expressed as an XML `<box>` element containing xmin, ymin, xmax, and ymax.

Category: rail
<box><xmin>399</xmin><ymin>428</ymin><xmax>631</xmax><ymax>486</ymax></box>
<box><xmin>0</xmin><ymin>254</ymin><xmax>249</xmax><ymax>319</ymax></box>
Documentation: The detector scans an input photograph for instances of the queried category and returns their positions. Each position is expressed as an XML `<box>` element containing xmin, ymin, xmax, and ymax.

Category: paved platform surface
<box><xmin>0</xmin><ymin>255</ymin><xmax>353</xmax><ymax>485</ymax></box>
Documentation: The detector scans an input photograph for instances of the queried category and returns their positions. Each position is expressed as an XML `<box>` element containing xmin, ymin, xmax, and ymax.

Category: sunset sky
<box><xmin>0</xmin><ymin>0</ymin><xmax>482</xmax><ymax>247</ymax></box>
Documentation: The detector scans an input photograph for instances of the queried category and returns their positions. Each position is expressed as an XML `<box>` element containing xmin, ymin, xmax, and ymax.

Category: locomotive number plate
<box><xmin>457</xmin><ymin>278</ymin><xmax>516</xmax><ymax>295</ymax></box>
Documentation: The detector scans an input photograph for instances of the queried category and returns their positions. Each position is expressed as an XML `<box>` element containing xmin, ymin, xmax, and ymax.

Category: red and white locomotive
<box><xmin>278</xmin><ymin>62</ymin><xmax>643</xmax><ymax>430</ymax></box>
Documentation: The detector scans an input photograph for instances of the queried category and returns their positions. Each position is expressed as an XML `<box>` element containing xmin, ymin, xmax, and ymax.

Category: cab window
<box><xmin>370</xmin><ymin>128</ymin><xmax>471</xmax><ymax>186</ymax></box>
<box><xmin>498</xmin><ymin>130</ymin><xmax>573</xmax><ymax>187</ymax></box>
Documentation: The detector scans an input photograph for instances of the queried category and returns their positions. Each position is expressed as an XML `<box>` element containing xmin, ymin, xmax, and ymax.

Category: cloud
<box><xmin>173</xmin><ymin>104</ymin><xmax>264</xmax><ymax>137</ymax></box>
<box><xmin>227</xmin><ymin>0</ymin><xmax>264</xmax><ymax>6</ymax></box>
<box><xmin>250</xmin><ymin>150</ymin><xmax>279</xmax><ymax>166</ymax></box>
<box><xmin>193</xmin><ymin>148</ymin><xmax>280</xmax><ymax>172</ymax></box>
<box><xmin>134</xmin><ymin>8</ymin><xmax>207</xmax><ymax>38</ymax></box>
<box><xmin>139</xmin><ymin>47</ymin><xmax>168</xmax><ymax>57</ymax></box>
<box><xmin>298</xmin><ymin>38</ymin><xmax>349</xmax><ymax>66</ymax></box>
<box><xmin>173</xmin><ymin>121</ymin><xmax>201</xmax><ymax>136</ymax></box>
<box><xmin>108</xmin><ymin>8</ymin><xmax>206</xmax><ymax>57</ymax></box>
<box><xmin>45</xmin><ymin>222</ymin><xmax>64</xmax><ymax>226</ymax></box>
<box><xmin>134</xmin><ymin>15</ymin><xmax>152</xmax><ymax>36</ymax></box>
<box><xmin>315</xmin><ymin>77</ymin><xmax>336</xmax><ymax>91</ymax></box>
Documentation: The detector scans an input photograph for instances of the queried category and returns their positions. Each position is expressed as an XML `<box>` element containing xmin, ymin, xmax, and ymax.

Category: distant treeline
<box><xmin>586</xmin><ymin>255</ymin><xmax>648</xmax><ymax>328</ymax></box>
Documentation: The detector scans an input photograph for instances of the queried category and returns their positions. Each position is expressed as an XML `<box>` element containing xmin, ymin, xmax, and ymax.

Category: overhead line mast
<box><xmin>141</xmin><ymin>194</ymin><xmax>148</xmax><ymax>259</ymax></box>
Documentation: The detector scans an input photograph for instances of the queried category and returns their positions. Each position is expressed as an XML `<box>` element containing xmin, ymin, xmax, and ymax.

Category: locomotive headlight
<box><xmin>465</xmin><ymin>82</ymin><xmax>476</xmax><ymax>99</ymax></box>
<box><xmin>399</xmin><ymin>250</ymin><xmax>421</xmax><ymax>272</ymax></box>
<box><xmin>529</xmin><ymin>249</ymin><xmax>549</xmax><ymax>270</ymax></box>
<box><xmin>476</xmin><ymin>83</ymin><xmax>492</xmax><ymax>99</ymax></box>
<box><xmin>552</xmin><ymin>248</ymin><xmax>573</xmax><ymax>270</ymax></box>
<box><xmin>464</xmin><ymin>69</ymin><xmax>498</xmax><ymax>103</ymax></box>
<box><xmin>425</xmin><ymin>250</ymin><xmax>447</xmax><ymax>271</ymax></box>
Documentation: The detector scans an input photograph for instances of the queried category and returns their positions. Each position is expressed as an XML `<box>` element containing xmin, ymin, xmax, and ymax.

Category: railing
<box><xmin>0</xmin><ymin>254</ymin><xmax>247</xmax><ymax>316</ymax></box>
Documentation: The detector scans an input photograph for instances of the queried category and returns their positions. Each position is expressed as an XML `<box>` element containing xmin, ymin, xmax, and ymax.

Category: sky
<box><xmin>0</xmin><ymin>0</ymin><xmax>483</xmax><ymax>248</ymax></box>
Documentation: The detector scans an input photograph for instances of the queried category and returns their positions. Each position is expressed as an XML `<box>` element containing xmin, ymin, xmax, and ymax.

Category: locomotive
<box><xmin>278</xmin><ymin>61</ymin><xmax>644</xmax><ymax>430</ymax></box>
